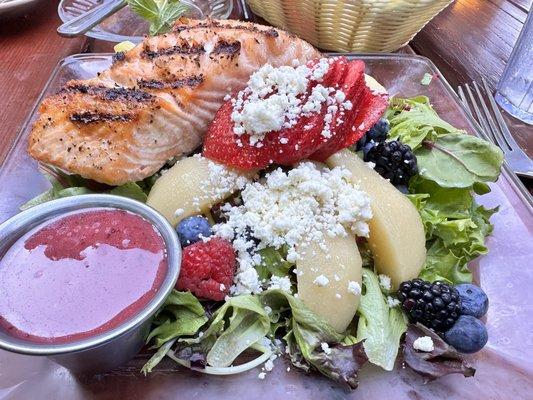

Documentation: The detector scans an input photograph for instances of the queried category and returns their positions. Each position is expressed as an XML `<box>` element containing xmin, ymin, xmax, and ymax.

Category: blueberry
<box><xmin>444</xmin><ymin>315</ymin><xmax>488</xmax><ymax>353</ymax></box>
<box><xmin>374</xmin><ymin>118</ymin><xmax>390</xmax><ymax>134</ymax></box>
<box><xmin>176</xmin><ymin>216</ymin><xmax>212</xmax><ymax>247</ymax></box>
<box><xmin>455</xmin><ymin>283</ymin><xmax>489</xmax><ymax>318</ymax></box>
<box><xmin>395</xmin><ymin>184</ymin><xmax>409</xmax><ymax>194</ymax></box>
<box><xmin>362</xmin><ymin>142</ymin><xmax>376</xmax><ymax>160</ymax></box>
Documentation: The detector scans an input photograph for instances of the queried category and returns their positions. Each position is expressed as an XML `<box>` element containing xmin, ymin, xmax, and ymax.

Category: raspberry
<box><xmin>176</xmin><ymin>238</ymin><xmax>236</xmax><ymax>301</ymax></box>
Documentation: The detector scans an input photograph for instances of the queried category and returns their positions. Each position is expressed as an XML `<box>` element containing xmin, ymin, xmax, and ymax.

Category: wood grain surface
<box><xmin>411</xmin><ymin>0</ymin><xmax>533</xmax><ymax>157</ymax></box>
<box><xmin>0</xmin><ymin>0</ymin><xmax>89</xmax><ymax>164</ymax></box>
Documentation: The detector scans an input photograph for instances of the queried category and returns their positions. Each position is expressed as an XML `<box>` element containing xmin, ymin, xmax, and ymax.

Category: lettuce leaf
<box><xmin>387</xmin><ymin>96</ymin><xmax>503</xmax><ymax>188</ymax></box>
<box><xmin>260</xmin><ymin>290</ymin><xmax>367</xmax><ymax>390</ymax></box>
<box><xmin>402</xmin><ymin>323</ymin><xmax>475</xmax><ymax>381</ymax></box>
<box><xmin>386</xmin><ymin>96</ymin><xmax>461</xmax><ymax>149</ymax></box>
<box><xmin>356</xmin><ymin>269</ymin><xmax>407</xmax><ymax>371</ymax></box>
<box><xmin>21</xmin><ymin>170</ymin><xmax>148</xmax><ymax>210</ymax></box>
<box><xmin>147</xmin><ymin>290</ymin><xmax>208</xmax><ymax>348</ymax></box>
<box><xmin>408</xmin><ymin>177</ymin><xmax>497</xmax><ymax>284</ymax></box>
<box><xmin>417</xmin><ymin>134</ymin><xmax>503</xmax><ymax>188</ymax></box>
<box><xmin>255</xmin><ymin>247</ymin><xmax>293</xmax><ymax>280</ymax></box>
<box><xmin>203</xmin><ymin>295</ymin><xmax>270</xmax><ymax>367</ymax></box>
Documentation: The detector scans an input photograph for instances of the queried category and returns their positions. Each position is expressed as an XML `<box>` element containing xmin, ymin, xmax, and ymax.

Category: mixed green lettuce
<box><xmin>143</xmin><ymin>289</ymin><xmax>368</xmax><ymax>388</ymax></box>
<box><xmin>356</xmin><ymin>269</ymin><xmax>406</xmax><ymax>370</ymax></box>
<box><xmin>20</xmin><ymin>167</ymin><xmax>153</xmax><ymax>210</ymax></box>
<box><xmin>387</xmin><ymin>96</ymin><xmax>503</xmax><ymax>284</ymax></box>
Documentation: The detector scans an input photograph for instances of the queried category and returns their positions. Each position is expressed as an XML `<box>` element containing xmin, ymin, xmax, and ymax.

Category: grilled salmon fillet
<box><xmin>28</xmin><ymin>19</ymin><xmax>321</xmax><ymax>186</ymax></box>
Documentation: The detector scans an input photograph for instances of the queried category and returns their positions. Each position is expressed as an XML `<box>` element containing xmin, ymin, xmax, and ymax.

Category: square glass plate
<box><xmin>0</xmin><ymin>54</ymin><xmax>531</xmax><ymax>399</ymax></box>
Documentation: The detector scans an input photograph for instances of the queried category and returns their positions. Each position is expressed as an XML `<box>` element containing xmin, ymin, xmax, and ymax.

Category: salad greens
<box><xmin>255</xmin><ymin>247</ymin><xmax>293</xmax><ymax>280</ymax></box>
<box><xmin>387</xmin><ymin>96</ymin><xmax>502</xmax><ymax>284</ymax></box>
<box><xmin>147</xmin><ymin>290</ymin><xmax>208</xmax><ymax>348</ymax></box>
<box><xmin>142</xmin><ymin>289</ymin><xmax>368</xmax><ymax>388</ymax></box>
<box><xmin>22</xmin><ymin>94</ymin><xmax>502</xmax><ymax>388</ymax></box>
<box><xmin>126</xmin><ymin>0</ymin><xmax>188</xmax><ymax>35</ymax></box>
<box><xmin>402</xmin><ymin>323</ymin><xmax>475</xmax><ymax>381</ymax></box>
<box><xmin>356</xmin><ymin>269</ymin><xmax>407</xmax><ymax>371</ymax></box>
<box><xmin>20</xmin><ymin>168</ymin><xmax>152</xmax><ymax>210</ymax></box>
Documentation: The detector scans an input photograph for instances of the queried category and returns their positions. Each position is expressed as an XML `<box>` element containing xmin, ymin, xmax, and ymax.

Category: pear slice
<box><xmin>147</xmin><ymin>156</ymin><xmax>253</xmax><ymax>225</ymax></box>
<box><xmin>296</xmin><ymin>234</ymin><xmax>362</xmax><ymax>333</ymax></box>
<box><xmin>327</xmin><ymin>149</ymin><xmax>426</xmax><ymax>288</ymax></box>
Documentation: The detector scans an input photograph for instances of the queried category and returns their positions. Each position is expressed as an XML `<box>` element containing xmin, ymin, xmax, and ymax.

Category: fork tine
<box><xmin>472</xmin><ymin>81</ymin><xmax>512</xmax><ymax>151</ymax></box>
<box><xmin>481</xmin><ymin>78</ymin><xmax>521</xmax><ymax>150</ymax></box>
<box><xmin>457</xmin><ymin>86</ymin><xmax>472</xmax><ymax>115</ymax></box>
<box><xmin>463</xmin><ymin>83</ymin><xmax>500</xmax><ymax>147</ymax></box>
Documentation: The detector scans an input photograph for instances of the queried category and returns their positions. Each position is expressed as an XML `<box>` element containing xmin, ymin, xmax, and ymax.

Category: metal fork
<box><xmin>458</xmin><ymin>79</ymin><xmax>533</xmax><ymax>179</ymax></box>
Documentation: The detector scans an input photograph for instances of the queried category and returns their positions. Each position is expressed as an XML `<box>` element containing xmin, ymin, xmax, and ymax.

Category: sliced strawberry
<box><xmin>273</xmin><ymin>58</ymin><xmax>349</xmax><ymax>165</ymax></box>
<box><xmin>203</xmin><ymin>57</ymin><xmax>387</xmax><ymax>169</ymax></box>
<box><xmin>203</xmin><ymin>101</ymin><xmax>274</xmax><ymax>169</ymax></box>
<box><xmin>309</xmin><ymin>60</ymin><xmax>366</xmax><ymax>161</ymax></box>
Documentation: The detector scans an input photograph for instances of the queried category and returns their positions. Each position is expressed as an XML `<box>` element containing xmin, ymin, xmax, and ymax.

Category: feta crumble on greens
<box><xmin>413</xmin><ymin>336</ymin><xmax>435</xmax><ymax>352</ymax></box>
<box><xmin>212</xmin><ymin>162</ymin><xmax>372</xmax><ymax>295</ymax></box>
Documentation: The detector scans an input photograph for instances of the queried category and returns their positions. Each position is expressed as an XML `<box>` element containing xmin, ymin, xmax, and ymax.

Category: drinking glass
<box><xmin>495</xmin><ymin>10</ymin><xmax>533</xmax><ymax>125</ymax></box>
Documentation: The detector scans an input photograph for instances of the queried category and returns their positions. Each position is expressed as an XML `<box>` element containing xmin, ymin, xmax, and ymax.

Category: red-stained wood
<box><xmin>0</xmin><ymin>0</ymin><xmax>89</xmax><ymax>164</ymax></box>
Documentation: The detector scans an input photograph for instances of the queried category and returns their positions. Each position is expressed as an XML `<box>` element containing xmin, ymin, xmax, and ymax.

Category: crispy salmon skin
<box><xmin>28</xmin><ymin>19</ymin><xmax>320</xmax><ymax>185</ymax></box>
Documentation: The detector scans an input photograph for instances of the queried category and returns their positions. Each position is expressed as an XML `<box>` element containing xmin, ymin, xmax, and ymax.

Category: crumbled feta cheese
<box><xmin>333</xmin><ymin>274</ymin><xmax>340</xmax><ymax>282</ymax></box>
<box><xmin>321</xmin><ymin>342</ymin><xmax>332</xmax><ymax>355</ymax></box>
<box><xmin>335</xmin><ymin>293</ymin><xmax>342</xmax><ymax>299</ymax></box>
<box><xmin>268</xmin><ymin>276</ymin><xmax>292</xmax><ymax>293</ymax></box>
<box><xmin>193</xmin><ymin>155</ymin><xmax>251</xmax><ymax>208</ymax></box>
<box><xmin>219</xmin><ymin>283</ymin><xmax>226</xmax><ymax>291</ymax></box>
<box><xmin>264</xmin><ymin>354</ymin><xmax>277</xmax><ymax>371</ymax></box>
<box><xmin>378</xmin><ymin>274</ymin><xmax>392</xmax><ymax>291</ymax></box>
<box><xmin>347</xmin><ymin>281</ymin><xmax>361</xmax><ymax>295</ymax></box>
<box><xmin>258</xmin><ymin>372</ymin><xmax>266</xmax><ymax>380</ymax></box>
<box><xmin>386</xmin><ymin>296</ymin><xmax>401</xmax><ymax>308</ymax></box>
<box><xmin>313</xmin><ymin>275</ymin><xmax>330</xmax><ymax>287</ymax></box>
<box><xmin>214</xmin><ymin>162</ymin><xmax>372</xmax><ymax>296</ymax></box>
<box><xmin>413</xmin><ymin>336</ymin><xmax>435</xmax><ymax>352</ymax></box>
<box><xmin>230</xmin><ymin>58</ymin><xmax>352</xmax><ymax>144</ymax></box>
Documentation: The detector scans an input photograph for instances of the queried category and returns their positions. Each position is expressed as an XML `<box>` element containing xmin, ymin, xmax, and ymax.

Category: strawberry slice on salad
<box><xmin>203</xmin><ymin>57</ymin><xmax>388</xmax><ymax>170</ymax></box>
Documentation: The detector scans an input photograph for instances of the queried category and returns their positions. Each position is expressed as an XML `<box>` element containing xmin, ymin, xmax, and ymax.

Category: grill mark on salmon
<box><xmin>70</xmin><ymin>112</ymin><xmax>133</xmax><ymax>124</ymax></box>
<box><xmin>28</xmin><ymin>18</ymin><xmax>321</xmax><ymax>185</ymax></box>
<box><xmin>173</xmin><ymin>20</ymin><xmax>281</xmax><ymax>38</ymax></box>
<box><xmin>142</xmin><ymin>42</ymin><xmax>205</xmax><ymax>60</ymax></box>
<box><xmin>212</xmin><ymin>40</ymin><xmax>241</xmax><ymax>56</ymax></box>
<box><xmin>61</xmin><ymin>85</ymin><xmax>154</xmax><ymax>102</ymax></box>
<box><xmin>137</xmin><ymin>75</ymin><xmax>204</xmax><ymax>90</ymax></box>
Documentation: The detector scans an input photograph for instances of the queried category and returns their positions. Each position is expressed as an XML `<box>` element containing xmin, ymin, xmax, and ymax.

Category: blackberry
<box><xmin>398</xmin><ymin>279</ymin><xmax>461</xmax><ymax>332</ymax></box>
<box><xmin>363</xmin><ymin>140</ymin><xmax>418</xmax><ymax>185</ymax></box>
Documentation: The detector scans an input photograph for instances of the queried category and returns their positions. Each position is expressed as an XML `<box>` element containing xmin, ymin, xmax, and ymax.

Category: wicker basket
<box><xmin>245</xmin><ymin>0</ymin><xmax>453</xmax><ymax>52</ymax></box>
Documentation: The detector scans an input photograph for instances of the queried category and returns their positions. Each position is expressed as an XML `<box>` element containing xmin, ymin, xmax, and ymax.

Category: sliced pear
<box><xmin>364</xmin><ymin>74</ymin><xmax>387</xmax><ymax>95</ymax></box>
<box><xmin>296</xmin><ymin>233</ymin><xmax>362</xmax><ymax>333</ymax></box>
<box><xmin>147</xmin><ymin>156</ymin><xmax>254</xmax><ymax>225</ymax></box>
<box><xmin>327</xmin><ymin>149</ymin><xmax>426</xmax><ymax>288</ymax></box>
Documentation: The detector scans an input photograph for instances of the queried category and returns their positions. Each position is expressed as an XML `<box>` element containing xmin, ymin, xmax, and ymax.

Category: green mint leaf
<box><xmin>126</xmin><ymin>0</ymin><xmax>160</xmax><ymax>23</ymax></box>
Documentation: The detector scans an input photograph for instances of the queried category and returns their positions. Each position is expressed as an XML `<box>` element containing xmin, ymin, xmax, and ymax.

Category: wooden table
<box><xmin>0</xmin><ymin>0</ymin><xmax>531</xmax><ymax>165</ymax></box>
